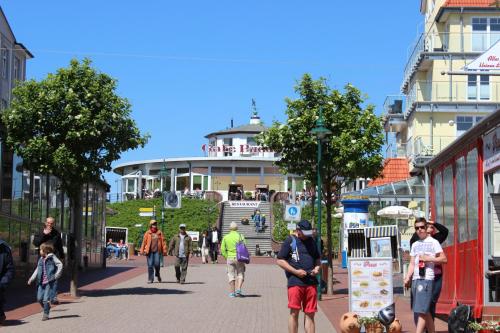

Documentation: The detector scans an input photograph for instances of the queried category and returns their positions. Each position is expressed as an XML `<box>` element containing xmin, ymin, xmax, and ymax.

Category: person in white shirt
<box><xmin>200</xmin><ymin>230</ymin><xmax>210</xmax><ymax>264</ymax></box>
<box><xmin>404</xmin><ymin>218</ymin><xmax>447</xmax><ymax>333</ymax></box>
<box><xmin>208</xmin><ymin>226</ymin><xmax>220</xmax><ymax>264</ymax></box>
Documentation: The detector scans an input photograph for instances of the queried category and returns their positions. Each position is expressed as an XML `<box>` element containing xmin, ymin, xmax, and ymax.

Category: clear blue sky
<box><xmin>2</xmin><ymin>1</ymin><xmax>422</xmax><ymax>194</ymax></box>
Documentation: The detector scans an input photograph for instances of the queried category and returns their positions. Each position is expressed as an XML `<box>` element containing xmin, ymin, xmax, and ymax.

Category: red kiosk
<box><xmin>427</xmin><ymin>110</ymin><xmax>500</xmax><ymax>318</ymax></box>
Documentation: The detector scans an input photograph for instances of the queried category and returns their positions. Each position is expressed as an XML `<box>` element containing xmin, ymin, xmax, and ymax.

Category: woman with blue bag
<box><xmin>221</xmin><ymin>222</ymin><xmax>249</xmax><ymax>298</ymax></box>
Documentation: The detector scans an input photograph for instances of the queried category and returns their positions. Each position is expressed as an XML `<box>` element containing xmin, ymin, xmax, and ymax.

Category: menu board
<box><xmin>348</xmin><ymin>258</ymin><xmax>393</xmax><ymax>317</ymax></box>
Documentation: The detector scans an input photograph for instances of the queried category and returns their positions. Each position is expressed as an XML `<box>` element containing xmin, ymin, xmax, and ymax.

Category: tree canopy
<box><xmin>2</xmin><ymin>58</ymin><xmax>148</xmax><ymax>197</ymax></box>
<box><xmin>259</xmin><ymin>73</ymin><xmax>384</xmax><ymax>192</ymax></box>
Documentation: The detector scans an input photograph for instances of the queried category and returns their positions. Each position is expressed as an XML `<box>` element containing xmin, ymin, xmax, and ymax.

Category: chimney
<box><xmin>231</xmin><ymin>118</ymin><xmax>234</xmax><ymax>128</ymax></box>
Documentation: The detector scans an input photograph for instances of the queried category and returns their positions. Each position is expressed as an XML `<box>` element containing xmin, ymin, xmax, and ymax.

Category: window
<box><xmin>223</xmin><ymin>138</ymin><xmax>233</xmax><ymax>156</ymax></box>
<box><xmin>247</xmin><ymin>137</ymin><xmax>257</xmax><ymax>146</ymax></box>
<box><xmin>457</xmin><ymin>115</ymin><xmax>483</xmax><ymax>136</ymax></box>
<box><xmin>442</xmin><ymin>166</ymin><xmax>454</xmax><ymax>247</ymax></box>
<box><xmin>13</xmin><ymin>57</ymin><xmax>20</xmax><ymax>82</ymax></box>
<box><xmin>472</xmin><ymin>17</ymin><xmax>500</xmax><ymax>51</ymax></box>
<box><xmin>467</xmin><ymin>74</ymin><xmax>489</xmax><ymax>100</ymax></box>
<box><xmin>456</xmin><ymin>157</ymin><xmax>468</xmax><ymax>243</ymax></box>
<box><xmin>1</xmin><ymin>48</ymin><xmax>7</xmax><ymax>79</ymax></box>
<box><xmin>467</xmin><ymin>149</ymin><xmax>479</xmax><ymax>240</ymax></box>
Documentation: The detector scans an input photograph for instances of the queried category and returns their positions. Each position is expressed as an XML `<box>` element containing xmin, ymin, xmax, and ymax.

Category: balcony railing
<box><xmin>386</xmin><ymin>135</ymin><xmax>458</xmax><ymax>161</ymax></box>
<box><xmin>402</xmin><ymin>31</ymin><xmax>498</xmax><ymax>91</ymax></box>
<box><xmin>405</xmin><ymin>80</ymin><xmax>500</xmax><ymax>114</ymax></box>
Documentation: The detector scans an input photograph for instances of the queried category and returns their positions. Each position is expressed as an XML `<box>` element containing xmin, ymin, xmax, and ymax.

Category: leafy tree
<box><xmin>2</xmin><ymin>59</ymin><xmax>148</xmax><ymax>296</ymax></box>
<box><xmin>259</xmin><ymin>74</ymin><xmax>384</xmax><ymax>294</ymax></box>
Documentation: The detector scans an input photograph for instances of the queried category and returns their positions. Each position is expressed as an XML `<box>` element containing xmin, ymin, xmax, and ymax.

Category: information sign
<box><xmin>284</xmin><ymin>204</ymin><xmax>301</xmax><ymax>222</ymax></box>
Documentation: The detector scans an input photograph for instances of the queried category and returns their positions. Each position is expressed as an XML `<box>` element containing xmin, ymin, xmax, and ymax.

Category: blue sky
<box><xmin>2</xmin><ymin>1</ymin><xmax>422</xmax><ymax>194</ymax></box>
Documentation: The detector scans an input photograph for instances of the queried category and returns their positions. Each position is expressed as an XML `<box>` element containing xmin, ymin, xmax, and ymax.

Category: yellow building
<box><xmin>384</xmin><ymin>0</ymin><xmax>500</xmax><ymax>172</ymax></box>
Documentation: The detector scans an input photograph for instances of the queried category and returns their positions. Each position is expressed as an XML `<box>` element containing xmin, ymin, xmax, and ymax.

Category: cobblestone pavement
<box><xmin>3</xmin><ymin>262</ymin><xmax>335</xmax><ymax>333</ymax></box>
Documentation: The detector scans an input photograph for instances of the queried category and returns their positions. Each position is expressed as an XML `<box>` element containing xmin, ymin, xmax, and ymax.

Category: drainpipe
<box><xmin>449</xmin><ymin>54</ymin><xmax>453</xmax><ymax>102</ymax></box>
<box><xmin>430</xmin><ymin>103</ymin><xmax>434</xmax><ymax>154</ymax></box>
<box><xmin>460</xmin><ymin>7</ymin><xmax>464</xmax><ymax>53</ymax></box>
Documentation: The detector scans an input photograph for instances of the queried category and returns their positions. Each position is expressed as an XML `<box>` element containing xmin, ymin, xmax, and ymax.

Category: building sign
<box><xmin>349</xmin><ymin>258</ymin><xmax>393</xmax><ymax>317</ymax></box>
<box><xmin>484</xmin><ymin>126</ymin><xmax>500</xmax><ymax>173</ymax></box>
<box><xmin>464</xmin><ymin>40</ymin><xmax>500</xmax><ymax>70</ymax></box>
<box><xmin>284</xmin><ymin>204</ymin><xmax>301</xmax><ymax>222</ymax></box>
<box><xmin>201</xmin><ymin>144</ymin><xmax>274</xmax><ymax>154</ymax></box>
<box><xmin>228</xmin><ymin>201</ymin><xmax>260</xmax><ymax>208</ymax></box>
<box><xmin>187</xmin><ymin>231</ymin><xmax>199</xmax><ymax>242</ymax></box>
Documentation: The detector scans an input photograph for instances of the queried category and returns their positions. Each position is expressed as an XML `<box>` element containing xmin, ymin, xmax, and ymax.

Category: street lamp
<box><xmin>158</xmin><ymin>160</ymin><xmax>169</xmax><ymax>234</ymax></box>
<box><xmin>309</xmin><ymin>106</ymin><xmax>331</xmax><ymax>300</ymax></box>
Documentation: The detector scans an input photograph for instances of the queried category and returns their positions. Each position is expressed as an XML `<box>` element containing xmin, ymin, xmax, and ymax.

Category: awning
<box><xmin>364</xmin><ymin>226</ymin><xmax>398</xmax><ymax>238</ymax></box>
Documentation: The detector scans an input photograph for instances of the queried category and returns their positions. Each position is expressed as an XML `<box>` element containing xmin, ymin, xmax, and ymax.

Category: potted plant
<box><xmin>358</xmin><ymin>317</ymin><xmax>383</xmax><ymax>333</ymax></box>
<box><xmin>468</xmin><ymin>320</ymin><xmax>498</xmax><ymax>333</ymax></box>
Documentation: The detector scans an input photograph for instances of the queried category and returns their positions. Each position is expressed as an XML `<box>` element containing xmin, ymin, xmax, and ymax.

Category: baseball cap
<box><xmin>179</xmin><ymin>223</ymin><xmax>186</xmax><ymax>229</ymax></box>
<box><xmin>149</xmin><ymin>220</ymin><xmax>157</xmax><ymax>226</ymax></box>
<box><xmin>297</xmin><ymin>220</ymin><xmax>313</xmax><ymax>236</ymax></box>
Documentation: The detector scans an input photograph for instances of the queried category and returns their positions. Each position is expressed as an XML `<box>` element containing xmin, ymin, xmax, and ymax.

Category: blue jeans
<box><xmin>147</xmin><ymin>252</ymin><xmax>161</xmax><ymax>282</ymax></box>
<box><xmin>255</xmin><ymin>219</ymin><xmax>261</xmax><ymax>232</ymax></box>
<box><xmin>50</xmin><ymin>279</ymin><xmax>58</xmax><ymax>301</ymax></box>
<box><xmin>106</xmin><ymin>245</ymin><xmax>117</xmax><ymax>258</ymax></box>
<box><xmin>37</xmin><ymin>282</ymin><xmax>54</xmax><ymax>315</ymax></box>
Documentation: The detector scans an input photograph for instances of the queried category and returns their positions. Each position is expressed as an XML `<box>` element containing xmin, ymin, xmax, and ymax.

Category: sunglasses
<box><xmin>415</xmin><ymin>225</ymin><xmax>426</xmax><ymax>231</ymax></box>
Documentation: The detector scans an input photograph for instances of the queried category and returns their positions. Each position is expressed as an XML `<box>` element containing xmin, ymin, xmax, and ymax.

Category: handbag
<box><xmin>236</xmin><ymin>234</ymin><xmax>250</xmax><ymax>264</ymax></box>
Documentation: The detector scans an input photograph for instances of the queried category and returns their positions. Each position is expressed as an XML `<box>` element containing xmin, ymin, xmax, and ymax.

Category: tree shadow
<box><xmin>81</xmin><ymin>287</ymin><xmax>192</xmax><ymax>297</ymax></box>
<box><xmin>49</xmin><ymin>314</ymin><xmax>81</xmax><ymax>320</ymax></box>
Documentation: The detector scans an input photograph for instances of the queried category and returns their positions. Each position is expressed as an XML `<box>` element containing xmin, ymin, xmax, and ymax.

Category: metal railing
<box><xmin>405</xmin><ymin>80</ymin><xmax>500</xmax><ymax>114</ymax></box>
<box><xmin>386</xmin><ymin>135</ymin><xmax>457</xmax><ymax>160</ymax></box>
<box><xmin>403</xmin><ymin>31</ymin><xmax>499</xmax><ymax>89</ymax></box>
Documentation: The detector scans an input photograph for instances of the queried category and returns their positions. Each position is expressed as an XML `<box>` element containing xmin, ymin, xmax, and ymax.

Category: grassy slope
<box><xmin>107</xmin><ymin>198</ymin><xmax>219</xmax><ymax>246</ymax></box>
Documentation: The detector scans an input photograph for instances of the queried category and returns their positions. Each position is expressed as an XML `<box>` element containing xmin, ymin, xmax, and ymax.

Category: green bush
<box><xmin>106</xmin><ymin>198</ymin><xmax>219</xmax><ymax>246</ymax></box>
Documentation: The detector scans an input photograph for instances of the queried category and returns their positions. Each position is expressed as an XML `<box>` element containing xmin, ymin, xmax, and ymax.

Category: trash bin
<box><xmin>321</xmin><ymin>260</ymin><xmax>328</xmax><ymax>283</ymax></box>
<box><xmin>128</xmin><ymin>243</ymin><xmax>135</xmax><ymax>258</ymax></box>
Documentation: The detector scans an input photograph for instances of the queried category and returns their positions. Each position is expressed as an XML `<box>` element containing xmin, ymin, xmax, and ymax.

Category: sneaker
<box><xmin>235</xmin><ymin>289</ymin><xmax>244</xmax><ymax>297</ymax></box>
<box><xmin>42</xmin><ymin>314</ymin><xmax>49</xmax><ymax>321</ymax></box>
<box><xmin>228</xmin><ymin>292</ymin><xmax>236</xmax><ymax>298</ymax></box>
<box><xmin>51</xmin><ymin>299</ymin><xmax>60</xmax><ymax>305</ymax></box>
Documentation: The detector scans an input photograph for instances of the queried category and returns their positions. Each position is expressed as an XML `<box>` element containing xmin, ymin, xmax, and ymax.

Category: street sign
<box><xmin>139</xmin><ymin>207</ymin><xmax>154</xmax><ymax>217</ymax></box>
<box><xmin>287</xmin><ymin>223</ymin><xmax>297</xmax><ymax>231</ymax></box>
<box><xmin>284</xmin><ymin>204</ymin><xmax>301</xmax><ymax>221</ymax></box>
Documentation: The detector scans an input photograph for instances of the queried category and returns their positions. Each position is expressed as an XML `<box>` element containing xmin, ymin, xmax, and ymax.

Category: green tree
<box><xmin>2</xmin><ymin>58</ymin><xmax>148</xmax><ymax>296</ymax></box>
<box><xmin>259</xmin><ymin>74</ymin><xmax>384</xmax><ymax>294</ymax></box>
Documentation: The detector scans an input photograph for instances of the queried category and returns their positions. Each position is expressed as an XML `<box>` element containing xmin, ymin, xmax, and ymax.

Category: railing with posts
<box><xmin>386</xmin><ymin>135</ymin><xmax>457</xmax><ymax>160</ymax></box>
<box><xmin>405</xmin><ymin>80</ymin><xmax>500</xmax><ymax>114</ymax></box>
<box><xmin>402</xmin><ymin>31</ymin><xmax>497</xmax><ymax>90</ymax></box>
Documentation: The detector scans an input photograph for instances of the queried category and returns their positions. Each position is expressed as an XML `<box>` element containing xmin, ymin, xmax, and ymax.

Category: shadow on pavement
<box><xmin>2</xmin><ymin>319</ymin><xmax>25</xmax><ymax>326</ymax></box>
<box><xmin>49</xmin><ymin>314</ymin><xmax>81</xmax><ymax>320</ymax></box>
<box><xmin>81</xmin><ymin>287</ymin><xmax>193</xmax><ymax>297</ymax></box>
<box><xmin>240</xmin><ymin>294</ymin><xmax>261</xmax><ymax>298</ymax></box>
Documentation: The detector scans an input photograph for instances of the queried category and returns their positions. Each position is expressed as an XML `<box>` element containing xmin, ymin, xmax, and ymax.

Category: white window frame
<box><xmin>467</xmin><ymin>74</ymin><xmax>490</xmax><ymax>101</ymax></box>
<box><xmin>471</xmin><ymin>17</ymin><xmax>500</xmax><ymax>51</ymax></box>
<box><xmin>456</xmin><ymin>115</ymin><xmax>483</xmax><ymax>136</ymax></box>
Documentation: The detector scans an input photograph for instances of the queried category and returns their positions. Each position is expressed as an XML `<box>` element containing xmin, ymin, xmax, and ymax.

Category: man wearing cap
<box><xmin>169</xmin><ymin>224</ymin><xmax>192</xmax><ymax>284</ymax></box>
<box><xmin>140</xmin><ymin>220</ymin><xmax>167</xmax><ymax>284</ymax></box>
<box><xmin>277</xmin><ymin>220</ymin><xmax>321</xmax><ymax>333</ymax></box>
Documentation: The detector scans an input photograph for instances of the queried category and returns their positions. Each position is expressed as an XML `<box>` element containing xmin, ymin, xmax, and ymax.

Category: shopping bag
<box><xmin>236</xmin><ymin>235</ymin><xmax>250</xmax><ymax>264</ymax></box>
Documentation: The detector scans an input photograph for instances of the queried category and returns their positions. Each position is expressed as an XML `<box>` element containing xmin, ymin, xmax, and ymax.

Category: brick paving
<box><xmin>2</xmin><ymin>259</ymin><xmax>335</xmax><ymax>333</ymax></box>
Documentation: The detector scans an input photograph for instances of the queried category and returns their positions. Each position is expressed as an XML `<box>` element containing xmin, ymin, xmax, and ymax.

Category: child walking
<box><xmin>28</xmin><ymin>243</ymin><xmax>63</xmax><ymax>321</ymax></box>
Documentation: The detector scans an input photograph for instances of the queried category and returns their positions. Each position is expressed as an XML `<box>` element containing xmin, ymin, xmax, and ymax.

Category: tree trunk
<box><xmin>325</xmin><ymin>184</ymin><xmax>334</xmax><ymax>295</ymax></box>
<box><xmin>70</xmin><ymin>188</ymin><xmax>83</xmax><ymax>297</ymax></box>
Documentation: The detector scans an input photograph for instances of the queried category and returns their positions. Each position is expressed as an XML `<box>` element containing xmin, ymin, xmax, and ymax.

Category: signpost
<box><xmin>139</xmin><ymin>207</ymin><xmax>154</xmax><ymax>217</ymax></box>
<box><xmin>284</xmin><ymin>204</ymin><xmax>301</xmax><ymax>231</ymax></box>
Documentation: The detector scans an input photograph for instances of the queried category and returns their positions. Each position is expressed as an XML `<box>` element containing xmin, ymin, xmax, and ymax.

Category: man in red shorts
<box><xmin>277</xmin><ymin>220</ymin><xmax>321</xmax><ymax>333</ymax></box>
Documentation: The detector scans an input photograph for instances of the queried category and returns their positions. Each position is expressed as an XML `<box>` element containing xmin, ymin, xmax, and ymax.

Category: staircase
<box><xmin>220</xmin><ymin>201</ymin><xmax>272</xmax><ymax>255</ymax></box>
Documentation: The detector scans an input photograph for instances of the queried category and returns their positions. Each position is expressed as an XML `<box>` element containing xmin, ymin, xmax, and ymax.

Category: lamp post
<box><xmin>309</xmin><ymin>107</ymin><xmax>331</xmax><ymax>300</ymax></box>
<box><xmin>158</xmin><ymin>160</ymin><xmax>169</xmax><ymax>234</ymax></box>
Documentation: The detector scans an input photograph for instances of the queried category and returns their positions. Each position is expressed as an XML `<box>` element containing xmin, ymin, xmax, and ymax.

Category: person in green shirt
<box><xmin>221</xmin><ymin>222</ymin><xmax>246</xmax><ymax>298</ymax></box>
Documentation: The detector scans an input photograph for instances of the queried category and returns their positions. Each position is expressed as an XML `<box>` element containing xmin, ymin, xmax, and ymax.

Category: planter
<box><xmin>478</xmin><ymin>330</ymin><xmax>495</xmax><ymax>333</ymax></box>
<box><xmin>364</xmin><ymin>322</ymin><xmax>384</xmax><ymax>333</ymax></box>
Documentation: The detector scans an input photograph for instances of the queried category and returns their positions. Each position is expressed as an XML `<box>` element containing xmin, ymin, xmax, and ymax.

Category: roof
<box><xmin>204</xmin><ymin>123</ymin><xmax>267</xmax><ymax>138</ymax></box>
<box><xmin>368</xmin><ymin>158</ymin><xmax>410</xmax><ymax>187</ymax></box>
<box><xmin>443</xmin><ymin>0</ymin><xmax>499</xmax><ymax>7</ymax></box>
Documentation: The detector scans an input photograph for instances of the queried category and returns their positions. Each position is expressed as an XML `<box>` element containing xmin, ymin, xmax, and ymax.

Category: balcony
<box><xmin>386</xmin><ymin>135</ymin><xmax>458</xmax><ymax>167</ymax></box>
<box><xmin>405</xmin><ymin>80</ymin><xmax>500</xmax><ymax>115</ymax></box>
<box><xmin>401</xmin><ymin>31</ymin><xmax>497</xmax><ymax>93</ymax></box>
<box><xmin>383</xmin><ymin>95</ymin><xmax>407</xmax><ymax>133</ymax></box>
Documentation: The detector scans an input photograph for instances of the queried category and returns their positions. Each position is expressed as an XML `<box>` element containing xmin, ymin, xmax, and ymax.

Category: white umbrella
<box><xmin>377</xmin><ymin>205</ymin><xmax>413</xmax><ymax>219</ymax></box>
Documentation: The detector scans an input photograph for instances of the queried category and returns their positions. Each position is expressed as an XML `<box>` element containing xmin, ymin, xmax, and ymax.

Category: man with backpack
<box><xmin>277</xmin><ymin>220</ymin><xmax>321</xmax><ymax>333</ymax></box>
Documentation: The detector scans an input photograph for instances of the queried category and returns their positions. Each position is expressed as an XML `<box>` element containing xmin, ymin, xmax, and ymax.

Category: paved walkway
<box><xmin>3</xmin><ymin>262</ymin><xmax>335</xmax><ymax>333</ymax></box>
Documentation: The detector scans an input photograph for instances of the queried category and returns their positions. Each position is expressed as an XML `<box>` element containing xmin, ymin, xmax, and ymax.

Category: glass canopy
<box><xmin>341</xmin><ymin>176</ymin><xmax>426</xmax><ymax>202</ymax></box>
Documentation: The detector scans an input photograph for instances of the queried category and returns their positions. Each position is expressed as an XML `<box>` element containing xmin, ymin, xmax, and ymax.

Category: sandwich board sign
<box><xmin>284</xmin><ymin>204</ymin><xmax>301</xmax><ymax>222</ymax></box>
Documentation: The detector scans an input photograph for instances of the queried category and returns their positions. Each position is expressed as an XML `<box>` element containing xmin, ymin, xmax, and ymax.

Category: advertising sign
<box><xmin>228</xmin><ymin>201</ymin><xmax>260</xmax><ymax>208</ymax></box>
<box><xmin>342</xmin><ymin>212</ymin><xmax>369</xmax><ymax>251</ymax></box>
<box><xmin>284</xmin><ymin>204</ymin><xmax>301</xmax><ymax>222</ymax></box>
<box><xmin>370</xmin><ymin>237</ymin><xmax>392</xmax><ymax>258</ymax></box>
<box><xmin>463</xmin><ymin>40</ymin><xmax>500</xmax><ymax>71</ymax></box>
<box><xmin>187</xmin><ymin>231</ymin><xmax>199</xmax><ymax>242</ymax></box>
<box><xmin>483</xmin><ymin>126</ymin><xmax>500</xmax><ymax>173</ymax></box>
<box><xmin>349</xmin><ymin>258</ymin><xmax>393</xmax><ymax>317</ymax></box>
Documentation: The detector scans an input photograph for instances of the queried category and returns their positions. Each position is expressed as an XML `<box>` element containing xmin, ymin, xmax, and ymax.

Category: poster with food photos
<box><xmin>348</xmin><ymin>258</ymin><xmax>393</xmax><ymax>317</ymax></box>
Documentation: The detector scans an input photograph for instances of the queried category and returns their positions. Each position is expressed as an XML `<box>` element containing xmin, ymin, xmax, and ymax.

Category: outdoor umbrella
<box><xmin>376</xmin><ymin>205</ymin><xmax>413</xmax><ymax>219</ymax></box>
